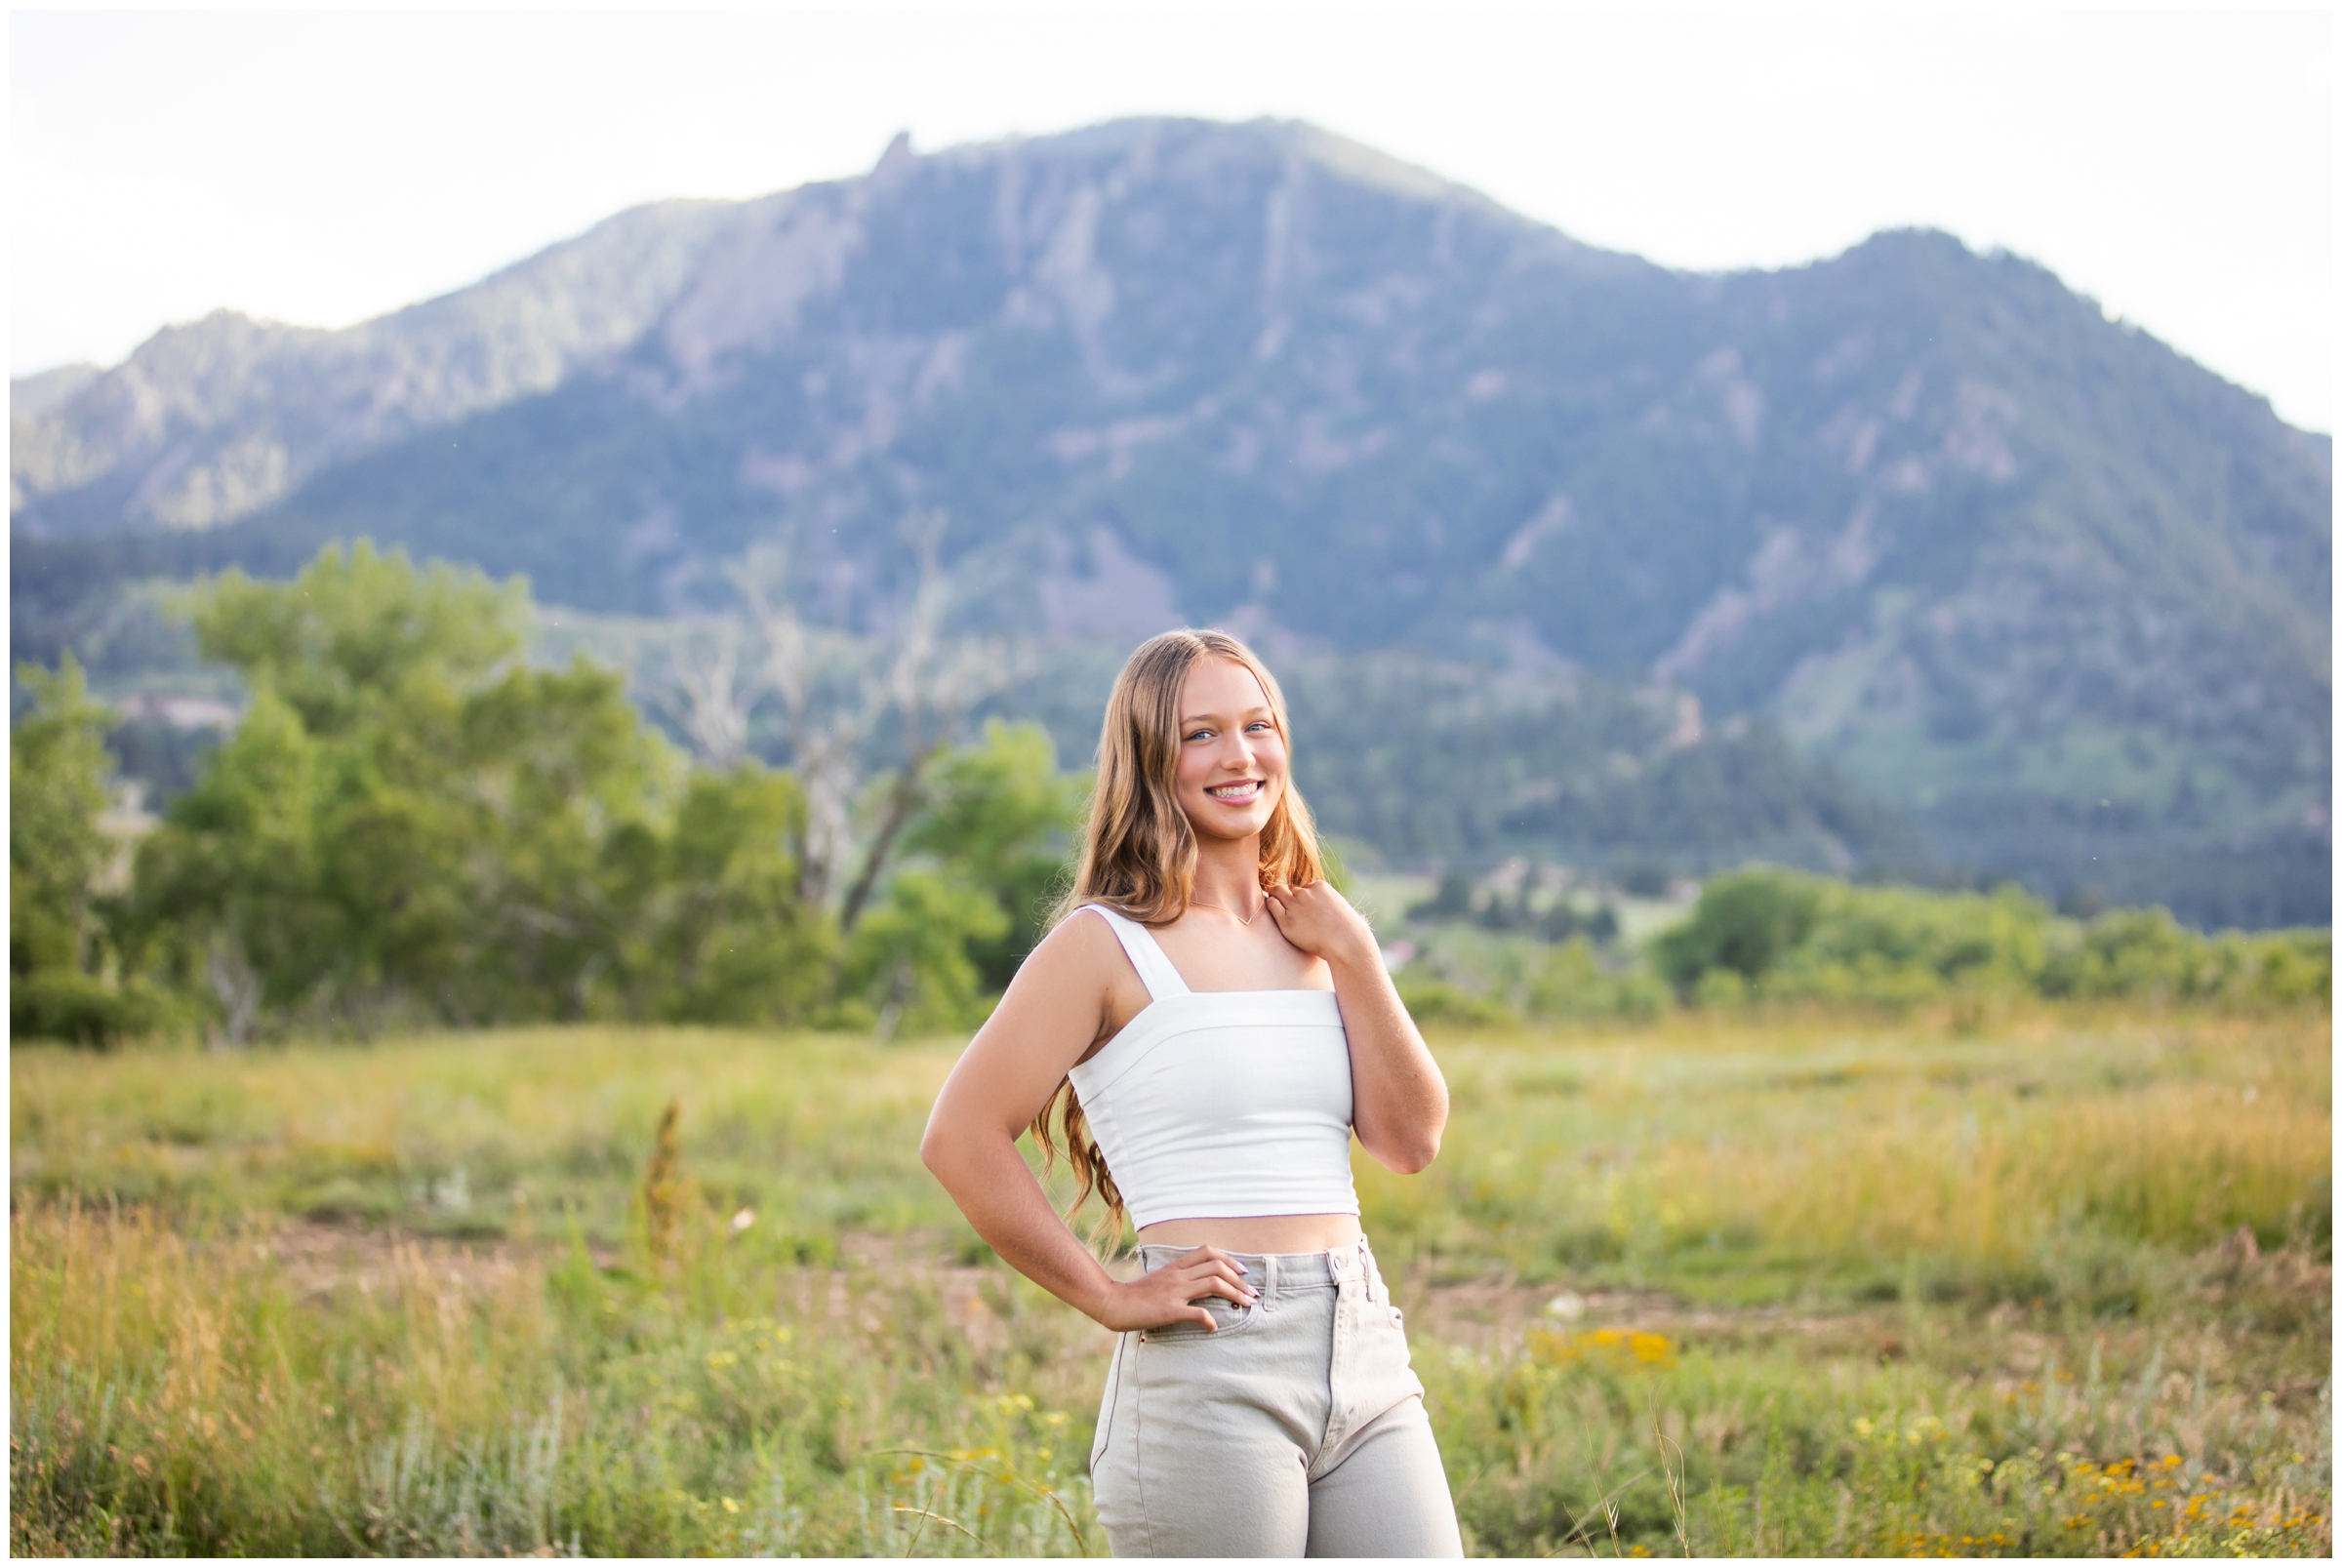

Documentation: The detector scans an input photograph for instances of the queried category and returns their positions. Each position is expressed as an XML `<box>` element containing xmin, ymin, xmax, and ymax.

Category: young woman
<box><xmin>921</xmin><ymin>629</ymin><xmax>1463</xmax><ymax>1557</ymax></box>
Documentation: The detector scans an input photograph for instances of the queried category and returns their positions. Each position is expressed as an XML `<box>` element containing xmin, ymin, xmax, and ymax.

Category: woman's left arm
<box><xmin>1266</xmin><ymin>880</ymin><xmax>1448</xmax><ymax>1173</ymax></box>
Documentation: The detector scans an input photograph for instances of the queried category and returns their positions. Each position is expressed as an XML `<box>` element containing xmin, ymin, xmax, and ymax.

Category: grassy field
<box><xmin>11</xmin><ymin>1004</ymin><xmax>2331</xmax><ymax>1556</ymax></box>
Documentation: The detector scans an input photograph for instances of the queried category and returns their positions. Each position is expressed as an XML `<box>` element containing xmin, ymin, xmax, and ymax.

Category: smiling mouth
<box><xmin>1205</xmin><ymin>779</ymin><xmax>1264</xmax><ymax>803</ymax></box>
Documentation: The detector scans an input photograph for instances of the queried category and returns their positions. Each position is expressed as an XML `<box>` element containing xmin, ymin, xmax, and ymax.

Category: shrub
<box><xmin>1397</xmin><ymin>979</ymin><xmax>1517</xmax><ymax>1027</ymax></box>
<box><xmin>1653</xmin><ymin>867</ymin><xmax>2327</xmax><ymax>1010</ymax></box>
<box><xmin>2040</xmin><ymin>908</ymin><xmax>2332</xmax><ymax>1006</ymax></box>
<box><xmin>7</xmin><ymin>971</ymin><xmax>173</xmax><ymax>1049</ymax></box>
<box><xmin>1650</xmin><ymin>868</ymin><xmax>1824</xmax><ymax>994</ymax></box>
<box><xmin>1522</xmin><ymin>938</ymin><xmax>1670</xmax><ymax>1020</ymax></box>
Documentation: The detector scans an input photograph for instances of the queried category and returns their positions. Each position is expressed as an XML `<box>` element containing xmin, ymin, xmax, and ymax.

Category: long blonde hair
<box><xmin>1030</xmin><ymin>629</ymin><xmax>1327</xmax><ymax>1241</ymax></box>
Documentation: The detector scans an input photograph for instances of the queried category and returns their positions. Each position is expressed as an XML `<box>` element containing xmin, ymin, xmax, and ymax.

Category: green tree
<box><xmin>9</xmin><ymin>656</ymin><xmax>165</xmax><ymax>1044</ymax></box>
<box><xmin>444</xmin><ymin>659</ymin><xmax>682</xmax><ymax>1021</ymax></box>
<box><xmin>828</xmin><ymin>722</ymin><xmax>1083</xmax><ymax>1032</ymax></box>
<box><xmin>903</xmin><ymin>721</ymin><xmax>1085</xmax><ymax>990</ymax></box>
<box><xmin>105</xmin><ymin>543</ymin><xmax>1100</xmax><ymax>1041</ymax></box>
<box><xmin>131</xmin><ymin>543</ymin><xmax>813</xmax><ymax>1035</ymax></box>
<box><xmin>134</xmin><ymin>543</ymin><xmax>551</xmax><ymax>1033</ymax></box>
<box><xmin>11</xmin><ymin>656</ymin><xmax>116</xmax><ymax>980</ymax></box>
<box><xmin>188</xmin><ymin>543</ymin><xmax>526</xmax><ymax>738</ymax></box>
<box><xmin>841</xmin><ymin>867</ymin><xmax>1011</xmax><ymax>1036</ymax></box>
<box><xmin>129</xmin><ymin>695</ymin><xmax>333</xmax><ymax>1038</ymax></box>
<box><xmin>635</xmin><ymin>765</ymin><xmax>836</xmax><ymax>1024</ymax></box>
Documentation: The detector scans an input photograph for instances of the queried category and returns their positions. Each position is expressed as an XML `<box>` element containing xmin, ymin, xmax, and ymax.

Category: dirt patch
<box><xmin>248</xmin><ymin>1219</ymin><xmax>2328</xmax><ymax>1389</ymax></box>
<box><xmin>262</xmin><ymin>1220</ymin><xmax>537</xmax><ymax>1304</ymax></box>
<box><xmin>1391</xmin><ymin>1266</ymin><xmax>1908</xmax><ymax>1358</ymax></box>
<box><xmin>254</xmin><ymin>1219</ymin><xmax>1872</xmax><ymax>1356</ymax></box>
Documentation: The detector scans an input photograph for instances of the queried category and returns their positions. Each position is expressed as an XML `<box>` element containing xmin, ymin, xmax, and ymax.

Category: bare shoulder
<box><xmin>984</xmin><ymin>905</ymin><xmax>1153</xmax><ymax>1055</ymax></box>
<box><xmin>1018</xmin><ymin>905</ymin><xmax>1122</xmax><ymax>984</ymax></box>
<box><xmin>987</xmin><ymin>907</ymin><xmax>1127</xmax><ymax>1024</ymax></box>
<box><xmin>927</xmin><ymin>911</ymin><xmax>1107</xmax><ymax>1126</ymax></box>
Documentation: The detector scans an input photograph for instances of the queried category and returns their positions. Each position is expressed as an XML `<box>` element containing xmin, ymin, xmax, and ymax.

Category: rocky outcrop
<box><xmin>12</xmin><ymin>197</ymin><xmax>745</xmax><ymax>531</ymax></box>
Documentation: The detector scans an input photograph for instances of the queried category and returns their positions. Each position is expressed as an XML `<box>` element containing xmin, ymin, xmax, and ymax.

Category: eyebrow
<box><xmin>1179</xmin><ymin>706</ymin><xmax>1275</xmax><ymax>727</ymax></box>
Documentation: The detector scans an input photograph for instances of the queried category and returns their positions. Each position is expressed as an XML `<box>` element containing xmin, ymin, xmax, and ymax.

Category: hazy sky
<box><xmin>11</xmin><ymin>6</ymin><xmax>2333</xmax><ymax>430</ymax></box>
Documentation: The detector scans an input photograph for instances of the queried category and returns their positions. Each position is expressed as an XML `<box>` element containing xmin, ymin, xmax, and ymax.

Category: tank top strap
<box><xmin>1078</xmin><ymin>905</ymin><xmax>1192</xmax><ymax>999</ymax></box>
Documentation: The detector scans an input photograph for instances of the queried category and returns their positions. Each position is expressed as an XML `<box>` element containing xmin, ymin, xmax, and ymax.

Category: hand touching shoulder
<box><xmin>1263</xmin><ymin>880</ymin><xmax>1379</xmax><ymax>972</ymax></box>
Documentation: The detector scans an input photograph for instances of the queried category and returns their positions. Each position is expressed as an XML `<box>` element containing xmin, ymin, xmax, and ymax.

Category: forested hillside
<box><xmin>13</xmin><ymin>117</ymin><xmax>2329</xmax><ymax>923</ymax></box>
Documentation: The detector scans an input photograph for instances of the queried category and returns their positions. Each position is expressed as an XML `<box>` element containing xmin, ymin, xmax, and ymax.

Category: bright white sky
<box><xmin>10</xmin><ymin>6</ymin><xmax>2334</xmax><ymax>431</ymax></box>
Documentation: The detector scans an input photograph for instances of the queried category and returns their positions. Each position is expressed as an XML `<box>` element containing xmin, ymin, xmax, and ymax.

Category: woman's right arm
<box><xmin>919</xmin><ymin>912</ymin><xmax>1257</xmax><ymax>1333</ymax></box>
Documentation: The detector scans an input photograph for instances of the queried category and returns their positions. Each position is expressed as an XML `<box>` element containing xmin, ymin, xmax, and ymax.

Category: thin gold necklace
<box><xmin>1192</xmin><ymin>898</ymin><xmax>1261</xmax><ymax>927</ymax></box>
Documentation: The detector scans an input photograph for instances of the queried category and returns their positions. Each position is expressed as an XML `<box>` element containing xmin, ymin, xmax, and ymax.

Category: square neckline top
<box><xmin>1065</xmin><ymin>905</ymin><xmax>1359</xmax><ymax>1228</ymax></box>
<box><xmin>1080</xmin><ymin>902</ymin><xmax>1339</xmax><ymax>1004</ymax></box>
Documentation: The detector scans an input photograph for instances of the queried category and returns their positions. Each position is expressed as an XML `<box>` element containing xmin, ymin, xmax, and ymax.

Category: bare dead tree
<box><xmin>835</xmin><ymin>517</ymin><xmax>1026</xmax><ymax>932</ymax></box>
<box><xmin>642</xmin><ymin>620</ymin><xmax>756</xmax><ymax>769</ymax></box>
<box><xmin>730</xmin><ymin>545</ymin><xmax>890</xmax><ymax>909</ymax></box>
<box><xmin>704</xmin><ymin>522</ymin><xmax>1029</xmax><ymax>935</ymax></box>
<box><xmin>206</xmin><ymin>930</ymin><xmax>263</xmax><ymax>1049</ymax></box>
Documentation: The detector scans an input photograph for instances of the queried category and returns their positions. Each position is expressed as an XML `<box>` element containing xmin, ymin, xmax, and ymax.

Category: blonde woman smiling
<box><xmin>921</xmin><ymin>629</ymin><xmax>1462</xmax><ymax>1557</ymax></box>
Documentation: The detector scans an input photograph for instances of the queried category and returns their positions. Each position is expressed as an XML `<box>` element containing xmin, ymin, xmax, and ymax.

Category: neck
<box><xmin>1189</xmin><ymin>832</ymin><xmax>1264</xmax><ymax>916</ymax></box>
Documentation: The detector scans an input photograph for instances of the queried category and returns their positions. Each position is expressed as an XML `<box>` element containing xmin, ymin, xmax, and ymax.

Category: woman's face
<box><xmin>1173</xmin><ymin>657</ymin><xmax>1288</xmax><ymax>843</ymax></box>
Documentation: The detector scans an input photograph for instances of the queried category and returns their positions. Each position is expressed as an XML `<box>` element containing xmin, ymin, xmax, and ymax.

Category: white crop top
<box><xmin>1064</xmin><ymin>904</ymin><xmax>1358</xmax><ymax>1229</ymax></box>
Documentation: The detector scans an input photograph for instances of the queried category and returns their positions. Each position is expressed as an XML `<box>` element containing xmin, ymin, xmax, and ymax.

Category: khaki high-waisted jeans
<box><xmin>1088</xmin><ymin>1238</ymin><xmax>1464</xmax><ymax>1557</ymax></box>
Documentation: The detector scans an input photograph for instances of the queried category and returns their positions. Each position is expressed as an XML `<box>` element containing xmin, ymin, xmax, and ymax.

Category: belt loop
<box><xmin>1263</xmin><ymin>1253</ymin><xmax>1279</xmax><ymax>1309</ymax></box>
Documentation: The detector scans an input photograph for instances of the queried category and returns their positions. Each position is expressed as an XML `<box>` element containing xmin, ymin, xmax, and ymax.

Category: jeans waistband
<box><xmin>1134</xmin><ymin>1236</ymin><xmax>1380</xmax><ymax>1302</ymax></box>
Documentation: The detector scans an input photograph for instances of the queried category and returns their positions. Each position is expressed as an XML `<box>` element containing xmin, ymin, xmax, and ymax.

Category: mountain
<box><xmin>12</xmin><ymin>117</ymin><xmax>2331</xmax><ymax>925</ymax></box>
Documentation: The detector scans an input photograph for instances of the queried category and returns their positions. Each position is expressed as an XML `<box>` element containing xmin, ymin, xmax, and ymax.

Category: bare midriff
<box><xmin>1135</xmin><ymin>1212</ymin><xmax>1365</xmax><ymax>1254</ymax></box>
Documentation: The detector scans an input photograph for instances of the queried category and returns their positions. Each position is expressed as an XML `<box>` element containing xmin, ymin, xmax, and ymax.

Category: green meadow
<box><xmin>10</xmin><ymin>1004</ymin><xmax>2330</xmax><ymax>1556</ymax></box>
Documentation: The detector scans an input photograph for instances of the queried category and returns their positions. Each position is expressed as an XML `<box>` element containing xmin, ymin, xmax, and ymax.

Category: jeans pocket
<box><xmin>1140</xmin><ymin>1296</ymin><xmax>1257</xmax><ymax>1344</ymax></box>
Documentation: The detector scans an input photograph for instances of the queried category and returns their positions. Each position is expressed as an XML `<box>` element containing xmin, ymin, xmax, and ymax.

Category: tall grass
<box><xmin>12</xmin><ymin>1003</ymin><xmax>2330</xmax><ymax>1555</ymax></box>
<box><xmin>1356</xmin><ymin>1010</ymin><xmax>2329</xmax><ymax>1292</ymax></box>
<box><xmin>1421</xmin><ymin>1280</ymin><xmax>2333</xmax><ymax>1557</ymax></box>
<box><xmin>10</xmin><ymin>1202</ymin><xmax>1102</xmax><ymax>1555</ymax></box>
<box><xmin>10</xmin><ymin>1027</ymin><xmax>953</xmax><ymax>1244</ymax></box>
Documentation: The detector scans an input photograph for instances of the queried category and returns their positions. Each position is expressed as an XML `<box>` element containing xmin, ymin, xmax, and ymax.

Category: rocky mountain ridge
<box><xmin>12</xmin><ymin>197</ymin><xmax>742</xmax><ymax>530</ymax></box>
<box><xmin>14</xmin><ymin>116</ymin><xmax>2331</xmax><ymax>923</ymax></box>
